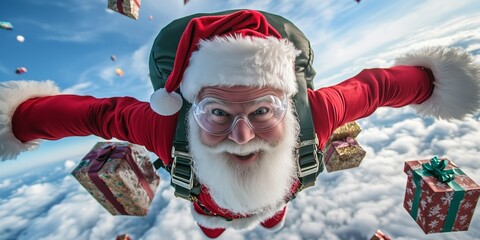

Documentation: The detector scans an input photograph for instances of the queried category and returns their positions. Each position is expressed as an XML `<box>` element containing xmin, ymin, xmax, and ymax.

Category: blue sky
<box><xmin>1</xmin><ymin>0</ymin><xmax>480</xmax><ymax>239</ymax></box>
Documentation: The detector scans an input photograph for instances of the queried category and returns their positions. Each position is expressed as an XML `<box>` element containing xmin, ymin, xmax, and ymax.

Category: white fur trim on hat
<box><xmin>181</xmin><ymin>35</ymin><xmax>301</xmax><ymax>103</ymax></box>
<box><xmin>0</xmin><ymin>80</ymin><xmax>60</xmax><ymax>161</ymax></box>
<box><xmin>395</xmin><ymin>46</ymin><xmax>480</xmax><ymax>120</ymax></box>
<box><xmin>149</xmin><ymin>88</ymin><xmax>183</xmax><ymax>116</ymax></box>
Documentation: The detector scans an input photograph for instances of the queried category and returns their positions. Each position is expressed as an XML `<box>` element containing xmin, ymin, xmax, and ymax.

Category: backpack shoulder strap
<box><xmin>263</xmin><ymin>11</ymin><xmax>324</xmax><ymax>192</ymax></box>
<box><xmin>153</xmin><ymin>98</ymin><xmax>200</xmax><ymax>201</ymax></box>
<box><xmin>291</xmin><ymin>73</ymin><xmax>324</xmax><ymax>191</ymax></box>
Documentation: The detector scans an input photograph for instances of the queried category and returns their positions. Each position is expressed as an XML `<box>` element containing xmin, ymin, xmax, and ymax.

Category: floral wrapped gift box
<box><xmin>72</xmin><ymin>142</ymin><xmax>160</xmax><ymax>216</ymax></box>
<box><xmin>107</xmin><ymin>0</ymin><xmax>141</xmax><ymax>20</ymax></box>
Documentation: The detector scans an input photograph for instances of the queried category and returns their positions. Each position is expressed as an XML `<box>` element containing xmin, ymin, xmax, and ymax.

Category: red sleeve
<box><xmin>11</xmin><ymin>95</ymin><xmax>177</xmax><ymax>164</ymax></box>
<box><xmin>308</xmin><ymin>66</ymin><xmax>434</xmax><ymax>148</ymax></box>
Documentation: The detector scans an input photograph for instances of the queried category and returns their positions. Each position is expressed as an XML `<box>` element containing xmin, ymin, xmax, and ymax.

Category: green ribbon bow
<box><xmin>421</xmin><ymin>155</ymin><xmax>455</xmax><ymax>183</ymax></box>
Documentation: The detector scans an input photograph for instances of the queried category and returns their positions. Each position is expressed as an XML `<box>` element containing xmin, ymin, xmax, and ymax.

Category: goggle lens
<box><xmin>193</xmin><ymin>95</ymin><xmax>287</xmax><ymax>135</ymax></box>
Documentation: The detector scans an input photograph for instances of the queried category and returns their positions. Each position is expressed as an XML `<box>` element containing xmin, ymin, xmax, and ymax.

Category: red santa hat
<box><xmin>149</xmin><ymin>10</ymin><xmax>300</xmax><ymax>116</ymax></box>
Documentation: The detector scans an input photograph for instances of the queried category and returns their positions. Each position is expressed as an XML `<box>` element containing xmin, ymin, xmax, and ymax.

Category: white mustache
<box><xmin>206</xmin><ymin>138</ymin><xmax>277</xmax><ymax>155</ymax></box>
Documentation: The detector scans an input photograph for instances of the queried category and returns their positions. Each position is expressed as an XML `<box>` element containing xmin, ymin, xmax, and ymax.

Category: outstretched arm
<box><xmin>310</xmin><ymin>66</ymin><xmax>434</xmax><ymax>147</ymax></box>
<box><xmin>309</xmin><ymin>46</ymin><xmax>480</xmax><ymax>148</ymax></box>
<box><xmin>0</xmin><ymin>81</ymin><xmax>177</xmax><ymax>162</ymax></box>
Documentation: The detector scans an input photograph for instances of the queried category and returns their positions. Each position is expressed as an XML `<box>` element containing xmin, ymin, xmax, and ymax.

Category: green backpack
<box><xmin>149</xmin><ymin>10</ymin><xmax>323</xmax><ymax>202</ymax></box>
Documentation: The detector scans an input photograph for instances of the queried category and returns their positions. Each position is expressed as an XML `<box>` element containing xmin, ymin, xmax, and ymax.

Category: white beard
<box><xmin>187</xmin><ymin>101</ymin><xmax>299</xmax><ymax>216</ymax></box>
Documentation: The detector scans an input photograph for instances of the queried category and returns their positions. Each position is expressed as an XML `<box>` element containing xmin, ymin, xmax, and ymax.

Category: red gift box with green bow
<box><xmin>403</xmin><ymin>156</ymin><xmax>480</xmax><ymax>234</ymax></box>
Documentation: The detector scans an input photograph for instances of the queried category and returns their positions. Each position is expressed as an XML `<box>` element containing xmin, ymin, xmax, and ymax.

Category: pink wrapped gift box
<box><xmin>324</xmin><ymin>136</ymin><xmax>366</xmax><ymax>172</ymax></box>
<box><xmin>108</xmin><ymin>0</ymin><xmax>141</xmax><ymax>20</ymax></box>
<box><xmin>403</xmin><ymin>156</ymin><xmax>480</xmax><ymax>233</ymax></box>
<box><xmin>370</xmin><ymin>229</ymin><xmax>391</xmax><ymax>240</ymax></box>
<box><xmin>72</xmin><ymin>142</ymin><xmax>160</xmax><ymax>216</ymax></box>
<box><xmin>116</xmin><ymin>234</ymin><xmax>133</xmax><ymax>240</ymax></box>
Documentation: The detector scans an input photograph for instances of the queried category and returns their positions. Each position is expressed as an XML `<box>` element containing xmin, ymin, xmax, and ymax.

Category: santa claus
<box><xmin>1</xmin><ymin>10</ymin><xmax>479</xmax><ymax>239</ymax></box>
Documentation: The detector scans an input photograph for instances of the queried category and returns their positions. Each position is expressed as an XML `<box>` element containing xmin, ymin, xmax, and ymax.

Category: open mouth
<box><xmin>235</xmin><ymin>153</ymin><xmax>255</xmax><ymax>160</ymax></box>
<box><xmin>227</xmin><ymin>151</ymin><xmax>260</xmax><ymax>163</ymax></box>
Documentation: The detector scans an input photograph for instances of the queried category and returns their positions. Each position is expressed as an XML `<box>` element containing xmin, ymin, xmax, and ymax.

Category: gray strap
<box><xmin>292</xmin><ymin>72</ymin><xmax>324</xmax><ymax>192</ymax></box>
<box><xmin>154</xmin><ymin>98</ymin><xmax>200</xmax><ymax>202</ymax></box>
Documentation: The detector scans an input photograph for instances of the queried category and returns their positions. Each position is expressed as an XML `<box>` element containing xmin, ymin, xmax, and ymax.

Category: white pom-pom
<box><xmin>149</xmin><ymin>88</ymin><xmax>183</xmax><ymax>116</ymax></box>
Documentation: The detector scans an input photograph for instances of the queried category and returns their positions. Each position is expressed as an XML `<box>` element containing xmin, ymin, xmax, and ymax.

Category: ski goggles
<box><xmin>192</xmin><ymin>94</ymin><xmax>288</xmax><ymax>136</ymax></box>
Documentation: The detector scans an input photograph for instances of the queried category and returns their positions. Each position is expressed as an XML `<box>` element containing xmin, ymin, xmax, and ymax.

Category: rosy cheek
<box><xmin>199</xmin><ymin>130</ymin><xmax>227</xmax><ymax>146</ymax></box>
<box><xmin>257</xmin><ymin>125</ymin><xmax>284</xmax><ymax>141</ymax></box>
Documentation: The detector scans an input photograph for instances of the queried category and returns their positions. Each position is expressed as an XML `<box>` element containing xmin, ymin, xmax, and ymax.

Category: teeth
<box><xmin>236</xmin><ymin>153</ymin><xmax>251</xmax><ymax>157</ymax></box>
<box><xmin>230</xmin><ymin>151</ymin><xmax>254</xmax><ymax>157</ymax></box>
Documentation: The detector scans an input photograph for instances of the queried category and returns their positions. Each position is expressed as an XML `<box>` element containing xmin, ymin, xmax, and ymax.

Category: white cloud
<box><xmin>98</xmin><ymin>66</ymin><xmax>116</xmax><ymax>85</ymax></box>
<box><xmin>466</xmin><ymin>43</ymin><xmax>480</xmax><ymax>53</ymax></box>
<box><xmin>0</xmin><ymin>179</ymin><xmax>11</xmax><ymax>189</ymax></box>
<box><xmin>1</xmin><ymin>107</ymin><xmax>479</xmax><ymax>240</ymax></box>
<box><xmin>62</xmin><ymin>82</ymin><xmax>92</xmax><ymax>94</ymax></box>
<box><xmin>75</xmin><ymin>48</ymin><xmax>153</xmax><ymax>100</ymax></box>
<box><xmin>0</xmin><ymin>181</ymin><xmax>68</xmax><ymax>239</ymax></box>
<box><xmin>2</xmin><ymin>103</ymin><xmax>471</xmax><ymax>240</ymax></box>
<box><xmin>64</xmin><ymin>160</ymin><xmax>76</xmax><ymax>171</ymax></box>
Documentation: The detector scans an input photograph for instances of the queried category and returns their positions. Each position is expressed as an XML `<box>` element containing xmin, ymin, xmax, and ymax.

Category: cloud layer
<box><xmin>1</xmin><ymin>109</ymin><xmax>479</xmax><ymax>240</ymax></box>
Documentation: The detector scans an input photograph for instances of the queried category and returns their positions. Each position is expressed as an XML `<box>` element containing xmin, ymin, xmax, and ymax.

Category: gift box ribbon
<box><xmin>86</xmin><ymin>144</ymin><xmax>154</xmax><ymax>215</ymax></box>
<box><xmin>117</xmin><ymin>0</ymin><xmax>140</xmax><ymax>15</ymax></box>
<box><xmin>325</xmin><ymin>137</ymin><xmax>359</xmax><ymax>162</ymax></box>
<box><xmin>410</xmin><ymin>156</ymin><xmax>466</xmax><ymax>232</ymax></box>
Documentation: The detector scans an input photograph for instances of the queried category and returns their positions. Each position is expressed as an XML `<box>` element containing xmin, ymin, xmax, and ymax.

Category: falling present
<box><xmin>370</xmin><ymin>229</ymin><xmax>391</xmax><ymax>240</ymax></box>
<box><xmin>329</xmin><ymin>121</ymin><xmax>362</xmax><ymax>141</ymax></box>
<box><xmin>15</xmin><ymin>67</ymin><xmax>27</xmax><ymax>74</ymax></box>
<box><xmin>324</xmin><ymin>137</ymin><xmax>366</xmax><ymax>172</ymax></box>
<box><xmin>116</xmin><ymin>234</ymin><xmax>133</xmax><ymax>240</ymax></box>
<box><xmin>72</xmin><ymin>142</ymin><xmax>160</xmax><ymax>216</ymax></box>
<box><xmin>0</xmin><ymin>20</ymin><xmax>13</xmax><ymax>30</ymax></box>
<box><xmin>108</xmin><ymin>0</ymin><xmax>141</xmax><ymax>20</ymax></box>
<box><xmin>403</xmin><ymin>156</ymin><xmax>480</xmax><ymax>234</ymax></box>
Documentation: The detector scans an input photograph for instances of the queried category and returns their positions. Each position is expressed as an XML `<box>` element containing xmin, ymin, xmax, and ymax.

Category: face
<box><xmin>196</xmin><ymin>86</ymin><xmax>286</xmax><ymax>164</ymax></box>
<box><xmin>187</xmin><ymin>85</ymin><xmax>300</xmax><ymax>215</ymax></box>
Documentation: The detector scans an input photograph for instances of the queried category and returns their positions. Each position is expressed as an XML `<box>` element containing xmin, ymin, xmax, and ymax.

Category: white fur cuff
<box><xmin>0</xmin><ymin>80</ymin><xmax>60</xmax><ymax>161</ymax></box>
<box><xmin>395</xmin><ymin>46</ymin><xmax>480</xmax><ymax>120</ymax></box>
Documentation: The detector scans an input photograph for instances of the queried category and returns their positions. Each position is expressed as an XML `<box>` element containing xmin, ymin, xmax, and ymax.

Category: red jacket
<box><xmin>11</xmin><ymin>65</ymin><xmax>434</xmax><ymax>219</ymax></box>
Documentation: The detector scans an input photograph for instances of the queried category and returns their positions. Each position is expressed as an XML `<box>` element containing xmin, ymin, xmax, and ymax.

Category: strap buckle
<box><xmin>296</xmin><ymin>134</ymin><xmax>320</xmax><ymax>178</ymax></box>
<box><xmin>171</xmin><ymin>146</ymin><xmax>194</xmax><ymax>191</ymax></box>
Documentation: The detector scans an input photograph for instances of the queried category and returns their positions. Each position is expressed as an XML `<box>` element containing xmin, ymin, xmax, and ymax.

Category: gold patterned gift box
<box><xmin>403</xmin><ymin>156</ymin><xmax>480</xmax><ymax>234</ymax></box>
<box><xmin>72</xmin><ymin>142</ymin><xmax>160</xmax><ymax>216</ymax></box>
<box><xmin>329</xmin><ymin>121</ymin><xmax>362</xmax><ymax>141</ymax></box>
<box><xmin>324</xmin><ymin>136</ymin><xmax>366</xmax><ymax>172</ymax></box>
<box><xmin>108</xmin><ymin>0</ymin><xmax>141</xmax><ymax>20</ymax></box>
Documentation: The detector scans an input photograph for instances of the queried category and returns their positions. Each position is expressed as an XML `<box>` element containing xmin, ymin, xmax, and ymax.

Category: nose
<box><xmin>228</xmin><ymin>119</ymin><xmax>255</xmax><ymax>144</ymax></box>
